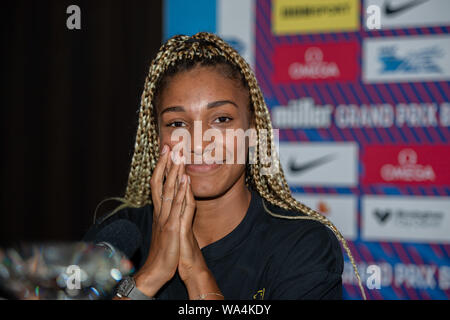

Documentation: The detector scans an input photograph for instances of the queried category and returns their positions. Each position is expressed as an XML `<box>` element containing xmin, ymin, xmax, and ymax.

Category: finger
<box><xmin>166</xmin><ymin>174</ymin><xmax>188</xmax><ymax>226</ymax></box>
<box><xmin>174</xmin><ymin>155</ymin><xmax>186</xmax><ymax>199</ymax></box>
<box><xmin>166</xmin><ymin>145</ymin><xmax>181</xmax><ymax>179</ymax></box>
<box><xmin>164</xmin><ymin>151</ymin><xmax>173</xmax><ymax>180</ymax></box>
<box><xmin>179</xmin><ymin>161</ymin><xmax>186</xmax><ymax>213</ymax></box>
<box><xmin>172</xmin><ymin>147</ymin><xmax>185</xmax><ymax>198</ymax></box>
<box><xmin>150</xmin><ymin>145</ymin><xmax>170</xmax><ymax>214</ymax></box>
<box><xmin>180</xmin><ymin>176</ymin><xmax>196</xmax><ymax>234</ymax></box>
<box><xmin>158</xmin><ymin>153</ymin><xmax>181</xmax><ymax>224</ymax></box>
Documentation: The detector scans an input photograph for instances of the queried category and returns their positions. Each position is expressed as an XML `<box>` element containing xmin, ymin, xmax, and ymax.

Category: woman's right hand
<box><xmin>132</xmin><ymin>145</ymin><xmax>188</xmax><ymax>297</ymax></box>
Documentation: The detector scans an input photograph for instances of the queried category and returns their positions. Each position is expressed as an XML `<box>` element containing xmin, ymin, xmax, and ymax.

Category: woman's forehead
<box><xmin>158</xmin><ymin>66</ymin><xmax>249</xmax><ymax>111</ymax></box>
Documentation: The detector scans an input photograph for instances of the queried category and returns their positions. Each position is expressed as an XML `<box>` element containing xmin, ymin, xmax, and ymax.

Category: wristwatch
<box><xmin>115</xmin><ymin>276</ymin><xmax>155</xmax><ymax>300</ymax></box>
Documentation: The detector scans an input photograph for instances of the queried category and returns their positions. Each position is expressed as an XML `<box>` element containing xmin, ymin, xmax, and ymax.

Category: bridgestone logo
<box><xmin>282</xmin><ymin>4</ymin><xmax>350</xmax><ymax>18</ymax></box>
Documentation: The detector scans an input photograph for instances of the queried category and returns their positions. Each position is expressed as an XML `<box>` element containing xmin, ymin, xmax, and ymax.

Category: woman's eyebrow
<box><xmin>159</xmin><ymin>106</ymin><xmax>185</xmax><ymax>116</ymax></box>
<box><xmin>160</xmin><ymin>100</ymin><xmax>239</xmax><ymax>116</ymax></box>
<box><xmin>207</xmin><ymin>100</ymin><xmax>239</xmax><ymax>109</ymax></box>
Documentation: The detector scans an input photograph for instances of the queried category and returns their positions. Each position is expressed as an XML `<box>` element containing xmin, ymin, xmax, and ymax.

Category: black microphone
<box><xmin>91</xmin><ymin>219</ymin><xmax>142</xmax><ymax>259</ymax></box>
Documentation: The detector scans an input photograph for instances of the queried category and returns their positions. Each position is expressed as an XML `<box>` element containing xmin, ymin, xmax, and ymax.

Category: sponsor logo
<box><xmin>361</xmin><ymin>196</ymin><xmax>450</xmax><ymax>243</ymax></box>
<box><xmin>335</xmin><ymin>103</ymin><xmax>394</xmax><ymax>128</ymax></box>
<box><xmin>317</xmin><ymin>200</ymin><xmax>331</xmax><ymax>216</ymax></box>
<box><xmin>289</xmin><ymin>47</ymin><xmax>340</xmax><ymax>80</ymax></box>
<box><xmin>363</xmin><ymin>35</ymin><xmax>450</xmax><ymax>83</ymax></box>
<box><xmin>279</xmin><ymin>142</ymin><xmax>358</xmax><ymax>187</ymax></box>
<box><xmin>288</xmin><ymin>154</ymin><xmax>335</xmax><ymax>174</ymax></box>
<box><xmin>362</xmin><ymin>145</ymin><xmax>450</xmax><ymax>186</ymax></box>
<box><xmin>373</xmin><ymin>208</ymin><xmax>443</xmax><ymax>228</ymax></box>
<box><xmin>364</xmin><ymin>0</ymin><xmax>450</xmax><ymax>29</ymax></box>
<box><xmin>380</xmin><ymin>149</ymin><xmax>435</xmax><ymax>182</ymax></box>
<box><xmin>374</xmin><ymin>210</ymin><xmax>391</xmax><ymax>224</ymax></box>
<box><xmin>379</xmin><ymin>46</ymin><xmax>443</xmax><ymax>74</ymax></box>
<box><xmin>271</xmin><ymin>98</ymin><xmax>333</xmax><ymax>129</ymax></box>
<box><xmin>335</xmin><ymin>101</ymin><xmax>448</xmax><ymax>128</ymax></box>
<box><xmin>293</xmin><ymin>194</ymin><xmax>358</xmax><ymax>240</ymax></box>
<box><xmin>272</xmin><ymin>97</ymin><xmax>449</xmax><ymax>129</ymax></box>
<box><xmin>273</xmin><ymin>42</ymin><xmax>359</xmax><ymax>83</ymax></box>
<box><xmin>252</xmin><ymin>288</ymin><xmax>266</xmax><ymax>300</ymax></box>
<box><xmin>272</xmin><ymin>0</ymin><xmax>359</xmax><ymax>35</ymax></box>
<box><xmin>383</xmin><ymin>0</ymin><xmax>428</xmax><ymax>16</ymax></box>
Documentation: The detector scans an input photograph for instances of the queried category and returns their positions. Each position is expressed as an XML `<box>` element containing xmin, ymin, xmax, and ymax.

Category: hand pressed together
<box><xmin>132</xmin><ymin>145</ymin><xmax>223</xmax><ymax>300</ymax></box>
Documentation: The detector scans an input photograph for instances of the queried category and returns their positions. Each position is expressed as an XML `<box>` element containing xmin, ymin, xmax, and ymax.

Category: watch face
<box><xmin>116</xmin><ymin>277</ymin><xmax>133</xmax><ymax>296</ymax></box>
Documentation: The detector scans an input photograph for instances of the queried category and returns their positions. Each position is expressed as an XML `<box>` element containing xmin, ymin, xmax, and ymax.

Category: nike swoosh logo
<box><xmin>384</xmin><ymin>0</ymin><xmax>428</xmax><ymax>16</ymax></box>
<box><xmin>374</xmin><ymin>210</ymin><xmax>391</xmax><ymax>224</ymax></box>
<box><xmin>288</xmin><ymin>154</ymin><xmax>335</xmax><ymax>174</ymax></box>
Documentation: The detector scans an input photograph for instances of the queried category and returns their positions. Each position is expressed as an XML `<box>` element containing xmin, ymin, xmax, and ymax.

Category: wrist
<box><xmin>133</xmin><ymin>268</ymin><xmax>169</xmax><ymax>297</ymax></box>
<box><xmin>183</xmin><ymin>266</ymin><xmax>209</xmax><ymax>286</ymax></box>
<box><xmin>183</xmin><ymin>268</ymin><xmax>222</xmax><ymax>300</ymax></box>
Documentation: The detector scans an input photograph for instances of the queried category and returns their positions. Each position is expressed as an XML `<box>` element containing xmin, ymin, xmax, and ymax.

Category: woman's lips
<box><xmin>185</xmin><ymin>163</ymin><xmax>221</xmax><ymax>173</ymax></box>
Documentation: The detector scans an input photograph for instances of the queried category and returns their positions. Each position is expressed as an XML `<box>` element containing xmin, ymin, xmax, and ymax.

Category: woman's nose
<box><xmin>190</xmin><ymin>121</ymin><xmax>207</xmax><ymax>163</ymax></box>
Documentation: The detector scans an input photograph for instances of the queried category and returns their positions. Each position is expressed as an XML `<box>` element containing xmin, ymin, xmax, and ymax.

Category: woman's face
<box><xmin>156</xmin><ymin>65</ymin><xmax>252</xmax><ymax>199</ymax></box>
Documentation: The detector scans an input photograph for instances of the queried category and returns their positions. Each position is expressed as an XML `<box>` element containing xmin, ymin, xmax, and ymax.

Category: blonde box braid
<box><xmin>118</xmin><ymin>32</ymin><xmax>367</xmax><ymax>300</ymax></box>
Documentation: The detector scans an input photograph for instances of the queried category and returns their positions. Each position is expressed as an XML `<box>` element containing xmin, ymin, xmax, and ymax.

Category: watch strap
<box><xmin>116</xmin><ymin>276</ymin><xmax>155</xmax><ymax>300</ymax></box>
<box><xmin>128</xmin><ymin>283</ymin><xmax>155</xmax><ymax>300</ymax></box>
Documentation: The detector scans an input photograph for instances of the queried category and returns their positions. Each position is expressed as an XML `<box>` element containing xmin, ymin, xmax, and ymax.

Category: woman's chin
<box><xmin>190</xmin><ymin>181</ymin><xmax>223</xmax><ymax>199</ymax></box>
<box><xmin>187</xmin><ymin>165</ymin><xmax>246</xmax><ymax>199</ymax></box>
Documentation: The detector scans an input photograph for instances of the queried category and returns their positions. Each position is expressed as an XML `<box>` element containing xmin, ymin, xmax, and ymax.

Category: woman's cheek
<box><xmin>222</xmin><ymin>134</ymin><xmax>247</xmax><ymax>165</ymax></box>
<box><xmin>158</xmin><ymin>129</ymin><xmax>172</xmax><ymax>148</ymax></box>
<box><xmin>160</xmin><ymin>130</ymin><xmax>188</xmax><ymax>157</ymax></box>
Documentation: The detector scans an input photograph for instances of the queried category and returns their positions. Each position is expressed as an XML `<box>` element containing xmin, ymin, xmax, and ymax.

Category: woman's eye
<box><xmin>213</xmin><ymin>116</ymin><xmax>232</xmax><ymax>124</ymax></box>
<box><xmin>167</xmin><ymin>121</ymin><xmax>186</xmax><ymax>128</ymax></box>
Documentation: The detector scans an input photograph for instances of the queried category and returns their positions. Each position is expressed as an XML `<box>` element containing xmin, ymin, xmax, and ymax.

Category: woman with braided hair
<box><xmin>84</xmin><ymin>32</ymin><xmax>366</xmax><ymax>300</ymax></box>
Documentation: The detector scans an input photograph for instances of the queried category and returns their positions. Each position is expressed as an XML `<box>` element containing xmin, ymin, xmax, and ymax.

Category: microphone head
<box><xmin>93</xmin><ymin>219</ymin><xmax>142</xmax><ymax>258</ymax></box>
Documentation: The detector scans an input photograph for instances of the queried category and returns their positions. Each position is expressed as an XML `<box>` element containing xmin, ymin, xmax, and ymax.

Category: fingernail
<box><xmin>161</xmin><ymin>145</ymin><xmax>168</xmax><ymax>154</ymax></box>
<box><xmin>181</xmin><ymin>174</ymin><xmax>186</xmax><ymax>184</ymax></box>
<box><xmin>187</xmin><ymin>175</ymin><xmax>191</xmax><ymax>184</ymax></box>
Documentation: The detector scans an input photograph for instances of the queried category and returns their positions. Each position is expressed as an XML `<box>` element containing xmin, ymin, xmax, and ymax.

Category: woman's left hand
<box><xmin>178</xmin><ymin>176</ymin><xmax>223</xmax><ymax>300</ymax></box>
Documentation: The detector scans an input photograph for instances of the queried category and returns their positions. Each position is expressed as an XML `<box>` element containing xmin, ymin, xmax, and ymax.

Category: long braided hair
<box><xmin>118</xmin><ymin>32</ymin><xmax>367</xmax><ymax>300</ymax></box>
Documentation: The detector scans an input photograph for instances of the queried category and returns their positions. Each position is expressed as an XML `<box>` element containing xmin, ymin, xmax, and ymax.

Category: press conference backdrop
<box><xmin>163</xmin><ymin>0</ymin><xmax>450</xmax><ymax>300</ymax></box>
